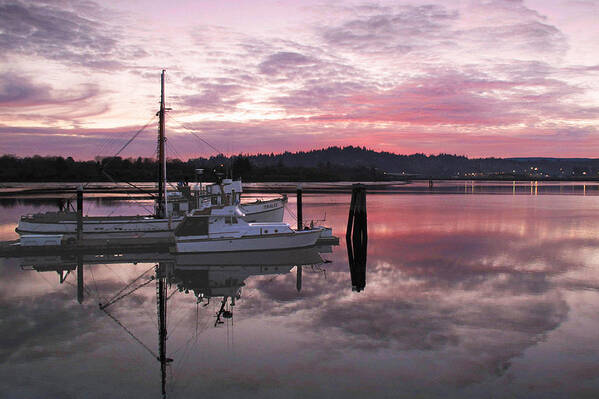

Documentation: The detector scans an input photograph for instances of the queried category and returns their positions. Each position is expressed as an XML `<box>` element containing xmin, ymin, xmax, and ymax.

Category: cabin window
<box><xmin>225</xmin><ymin>216</ymin><xmax>238</xmax><ymax>224</ymax></box>
<box><xmin>211</xmin><ymin>196</ymin><xmax>218</xmax><ymax>205</ymax></box>
<box><xmin>174</xmin><ymin>217</ymin><xmax>209</xmax><ymax>236</ymax></box>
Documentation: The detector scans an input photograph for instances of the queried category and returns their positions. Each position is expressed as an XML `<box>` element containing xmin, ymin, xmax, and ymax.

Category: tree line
<box><xmin>1</xmin><ymin>146</ymin><xmax>598</xmax><ymax>182</ymax></box>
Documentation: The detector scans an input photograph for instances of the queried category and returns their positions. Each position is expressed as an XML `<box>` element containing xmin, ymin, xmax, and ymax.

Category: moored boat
<box><xmin>174</xmin><ymin>206</ymin><xmax>322</xmax><ymax>253</ymax></box>
<box><xmin>15</xmin><ymin>70</ymin><xmax>287</xmax><ymax>242</ymax></box>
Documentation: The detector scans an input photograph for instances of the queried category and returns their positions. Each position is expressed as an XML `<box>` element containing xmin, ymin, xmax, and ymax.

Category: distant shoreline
<box><xmin>1</xmin><ymin>179</ymin><xmax>598</xmax><ymax>200</ymax></box>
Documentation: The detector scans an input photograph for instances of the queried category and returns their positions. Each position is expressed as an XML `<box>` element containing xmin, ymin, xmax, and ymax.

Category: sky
<box><xmin>0</xmin><ymin>0</ymin><xmax>598</xmax><ymax>160</ymax></box>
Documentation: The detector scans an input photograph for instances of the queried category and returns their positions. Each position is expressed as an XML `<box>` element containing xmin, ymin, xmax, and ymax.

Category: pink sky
<box><xmin>0</xmin><ymin>0</ymin><xmax>598</xmax><ymax>159</ymax></box>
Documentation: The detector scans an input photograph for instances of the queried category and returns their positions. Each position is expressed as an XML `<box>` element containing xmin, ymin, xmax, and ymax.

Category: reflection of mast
<box><xmin>97</xmin><ymin>263</ymin><xmax>171</xmax><ymax>398</ymax></box>
<box><xmin>156</xmin><ymin>263</ymin><xmax>172</xmax><ymax>399</ymax></box>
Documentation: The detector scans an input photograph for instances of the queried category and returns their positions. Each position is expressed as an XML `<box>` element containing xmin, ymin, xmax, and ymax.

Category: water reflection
<box><xmin>2</xmin><ymin>193</ymin><xmax>599</xmax><ymax>398</ymax></box>
<box><xmin>11</xmin><ymin>247</ymin><xmax>329</xmax><ymax>398</ymax></box>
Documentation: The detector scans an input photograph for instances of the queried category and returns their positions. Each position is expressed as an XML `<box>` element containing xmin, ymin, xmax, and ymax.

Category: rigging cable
<box><xmin>167</xmin><ymin>115</ymin><xmax>224</xmax><ymax>155</ymax></box>
<box><xmin>101</xmin><ymin>308</ymin><xmax>158</xmax><ymax>359</ymax></box>
<box><xmin>100</xmin><ymin>264</ymin><xmax>156</xmax><ymax>309</ymax></box>
<box><xmin>61</xmin><ymin>115</ymin><xmax>157</xmax><ymax>207</ymax></box>
<box><xmin>95</xmin><ymin>115</ymin><xmax>158</xmax><ymax>212</ymax></box>
<box><xmin>102</xmin><ymin>115</ymin><xmax>157</xmax><ymax>170</ymax></box>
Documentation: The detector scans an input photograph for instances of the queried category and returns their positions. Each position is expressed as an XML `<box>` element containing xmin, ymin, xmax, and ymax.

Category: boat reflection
<box><xmin>16</xmin><ymin>246</ymin><xmax>331</xmax><ymax>398</ymax></box>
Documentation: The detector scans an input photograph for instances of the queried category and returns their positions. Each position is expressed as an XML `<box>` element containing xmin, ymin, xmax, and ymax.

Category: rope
<box><xmin>102</xmin><ymin>308</ymin><xmax>158</xmax><ymax>359</ymax></box>
<box><xmin>102</xmin><ymin>116</ymin><xmax>157</xmax><ymax>170</ymax></box>
<box><xmin>61</xmin><ymin>115</ymin><xmax>157</xmax><ymax>206</ymax></box>
<box><xmin>100</xmin><ymin>279</ymin><xmax>154</xmax><ymax>310</ymax></box>
<box><xmin>100</xmin><ymin>264</ymin><xmax>156</xmax><ymax>309</ymax></box>
<box><xmin>101</xmin><ymin>170</ymin><xmax>155</xmax><ymax>214</ymax></box>
<box><xmin>168</xmin><ymin>115</ymin><xmax>224</xmax><ymax>155</ymax></box>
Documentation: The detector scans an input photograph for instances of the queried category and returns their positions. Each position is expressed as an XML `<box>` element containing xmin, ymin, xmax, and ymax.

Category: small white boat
<box><xmin>174</xmin><ymin>206</ymin><xmax>322</xmax><ymax>253</ymax></box>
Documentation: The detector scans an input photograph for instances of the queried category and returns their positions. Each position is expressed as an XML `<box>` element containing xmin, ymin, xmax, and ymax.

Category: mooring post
<box><xmin>346</xmin><ymin>187</ymin><xmax>357</xmax><ymax>241</ymax></box>
<box><xmin>76</xmin><ymin>185</ymin><xmax>83</xmax><ymax>242</ymax></box>
<box><xmin>297</xmin><ymin>183</ymin><xmax>303</xmax><ymax>230</ymax></box>
<box><xmin>347</xmin><ymin>184</ymin><xmax>367</xmax><ymax>292</ymax></box>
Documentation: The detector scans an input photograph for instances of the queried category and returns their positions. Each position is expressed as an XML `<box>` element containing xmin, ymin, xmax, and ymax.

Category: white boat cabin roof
<box><xmin>190</xmin><ymin>205</ymin><xmax>246</xmax><ymax>217</ymax></box>
<box><xmin>192</xmin><ymin>179</ymin><xmax>243</xmax><ymax>195</ymax></box>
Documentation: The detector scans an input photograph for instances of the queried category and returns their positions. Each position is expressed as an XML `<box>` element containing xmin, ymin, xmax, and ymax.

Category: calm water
<box><xmin>1</xmin><ymin>185</ymin><xmax>599</xmax><ymax>398</ymax></box>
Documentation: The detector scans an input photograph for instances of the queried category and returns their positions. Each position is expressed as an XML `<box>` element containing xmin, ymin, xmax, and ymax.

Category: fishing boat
<box><xmin>174</xmin><ymin>205</ymin><xmax>322</xmax><ymax>253</ymax></box>
<box><xmin>170</xmin><ymin>178</ymin><xmax>286</xmax><ymax>222</ymax></box>
<box><xmin>15</xmin><ymin>70</ymin><xmax>286</xmax><ymax>242</ymax></box>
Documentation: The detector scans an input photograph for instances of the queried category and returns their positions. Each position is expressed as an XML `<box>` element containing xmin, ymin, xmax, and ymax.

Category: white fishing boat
<box><xmin>174</xmin><ymin>206</ymin><xmax>322</xmax><ymax>253</ymax></box>
<box><xmin>15</xmin><ymin>70</ymin><xmax>286</xmax><ymax>242</ymax></box>
<box><xmin>173</xmin><ymin>178</ymin><xmax>286</xmax><ymax>223</ymax></box>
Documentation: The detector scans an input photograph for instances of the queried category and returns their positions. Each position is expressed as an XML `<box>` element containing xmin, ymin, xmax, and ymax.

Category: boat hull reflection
<box><xmin>175</xmin><ymin>247</ymin><xmax>324</xmax><ymax>268</ymax></box>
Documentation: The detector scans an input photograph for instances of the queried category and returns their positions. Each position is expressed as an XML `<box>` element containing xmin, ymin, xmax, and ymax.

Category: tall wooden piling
<box><xmin>296</xmin><ymin>184</ymin><xmax>303</xmax><ymax>230</ymax></box>
<box><xmin>76</xmin><ymin>185</ymin><xmax>83</xmax><ymax>242</ymax></box>
<box><xmin>346</xmin><ymin>184</ymin><xmax>367</xmax><ymax>292</ymax></box>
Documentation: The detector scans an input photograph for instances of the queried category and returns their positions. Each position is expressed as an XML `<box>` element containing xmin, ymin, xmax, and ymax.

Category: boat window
<box><xmin>174</xmin><ymin>217</ymin><xmax>209</xmax><ymax>236</ymax></box>
<box><xmin>211</xmin><ymin>196</ymin><xmax>218</xmax><ymax>205</ymax></box>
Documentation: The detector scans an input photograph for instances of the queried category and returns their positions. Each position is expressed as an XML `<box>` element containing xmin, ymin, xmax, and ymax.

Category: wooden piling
<box><xmin>296</xmin><ymin>184</ymin><xmax>303</xmax><ymax>230</ymax></box>
<box><xmin>76</xmin><ymin>185</ymin><xmax>83</xmax><ymax>242</ymax></box>
<box><xmin>346</xmin><ymin>184</ymin><xmax>367</xmax><ymax>292</ymax></box>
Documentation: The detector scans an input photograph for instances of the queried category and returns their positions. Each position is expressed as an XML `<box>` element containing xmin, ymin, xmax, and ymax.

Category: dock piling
<box><xmin>346</xmin><ymin>184</ymin><xmax>367</xmax><ymax>292</ymax></box>
<box><xmin>76</xmin><ymin>185</ymin><xmax>83</xmax><ymax>242</ymax></box>
<box><xmin>297</xmin><ymin>184</ymin><xmax>303</xmax><ymax>230</ymax></box>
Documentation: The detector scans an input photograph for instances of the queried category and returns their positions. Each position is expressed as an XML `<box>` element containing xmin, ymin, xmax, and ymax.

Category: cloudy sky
<box><xmin>0</xmin><ymin>0</ymin><xmax>598</xmax><ymax>159</ymax></box>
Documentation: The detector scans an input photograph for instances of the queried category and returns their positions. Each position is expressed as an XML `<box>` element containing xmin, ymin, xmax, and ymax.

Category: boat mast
<box><xmin>157</xmin><ymin>70</ymin><xmax>168</xmax><ymax>218</ymax></box>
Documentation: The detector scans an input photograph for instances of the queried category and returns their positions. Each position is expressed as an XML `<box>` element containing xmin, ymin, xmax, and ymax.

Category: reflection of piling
<box><xmin>296</xmin><ymin>265</ymin><xmax>302</xmax><ymax>292</ymax></box>
<box><xmin>297</xmin><ymin>184</ymin><xmax>303</xmax><ymax>230</ymax></box>
<box><xmin>429</xmin><ymin>179</ymin><xmax>434</xmax><ymax>189</ymax></box>
<box><xmin>77</xmin><ymin>254</ymin><xmax>83</xmax><ymax>304</ymax></box>
<box><xmin>76</xmin><ymin>185</ymin><xmax>83</xmax><ymax>242</ymax></box>
<box><xmin>346</xmin><ymin>184</ymin><xmax>367</xmax><ymax>292</ymax></box>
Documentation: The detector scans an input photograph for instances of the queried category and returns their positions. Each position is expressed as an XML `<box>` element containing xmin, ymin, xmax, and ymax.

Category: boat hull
<box><xmin>240</xmin><ymin>199</ymin><xmax>286</xmax><ymax>222</ymax></box>
<box><xmin>175</xmin><ymin>229</ymin><xmax>321</xmax><ymax>253</ymax></box>
<box><xmin>16</xmin><ymin>198</ymin><xmax>287</xmax><ymax>242</ymax></box>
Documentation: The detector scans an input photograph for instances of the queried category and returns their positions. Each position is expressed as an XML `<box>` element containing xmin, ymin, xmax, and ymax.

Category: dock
<box><xmin>0</xmin><ymin>236</ymin><xmax>339</xmax><ymax>258</ymax></box>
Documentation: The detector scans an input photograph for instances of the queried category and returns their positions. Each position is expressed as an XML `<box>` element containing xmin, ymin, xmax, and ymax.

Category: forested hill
<box><xmin>207</xmin><ymin>146</ymin><xmax>599</xmax><ymax>180</ymax></box>
<box><xmin>1</xmin><ymin>146</ymin><xmax>598</xmax><ymax>182</ymax></box>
